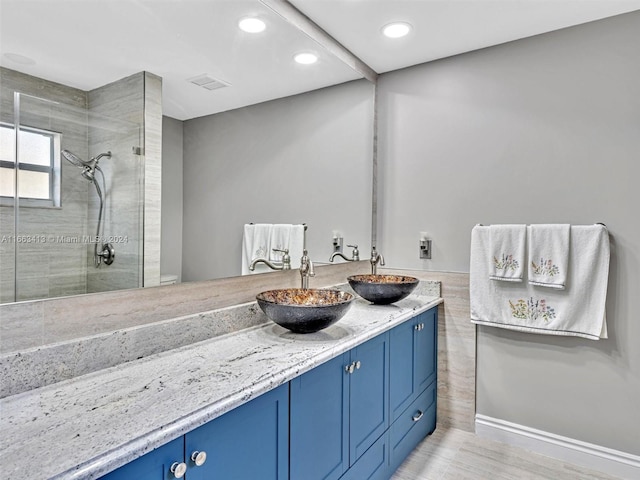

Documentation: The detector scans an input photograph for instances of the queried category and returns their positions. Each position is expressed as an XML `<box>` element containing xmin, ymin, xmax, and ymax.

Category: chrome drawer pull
<box><xmin>345</xmin><ymin>362</ymin><xmax>355</xmax><ymax>374</ymax></box>
<box><xmin>412</xmin><ymin>410</ymin><xmax>424</xmax><ymax>422</ymax></box>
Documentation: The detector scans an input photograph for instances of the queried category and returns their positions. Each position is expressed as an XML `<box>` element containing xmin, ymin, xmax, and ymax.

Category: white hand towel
<box><xmin>489</xmin><ymin>224</ymin><xmax>526</xmax><ymax>282</ymax></box>
<box><xmin>288</xmin><ymin>225</ymin><xmax>305</xmax><ymax>269</ymax></box>
<box><xmin>269</xmin><ymin>224</ymin><xmax>293</xmax><ymax>263</ymax></box>
<box><xmin>528</xmin><ymin>224</ymin><xmax>570</xmax><ymax>289</ymax></box>
<box><xmin>241</xmin><ymin>224</ymin><xmax>272</xmax><ymax>275</ymax></box>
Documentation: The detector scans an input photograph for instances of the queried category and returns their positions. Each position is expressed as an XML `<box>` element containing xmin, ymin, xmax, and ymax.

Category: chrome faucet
<box><xmin>370</xmin><ymin>246</ymin><xmax>385</xmax><ymax>274</ymax></box>
<box><xmin>329</xmin><ymin>244</ymin><xmax>360</xmax><ymax>263</ymax></box>
<box><xmin>299</xmin><ymin>249</ymin><xmax>315</xmax><ymax>289</ymax></box>
<box><xmin>249</xmin><ymin>248</ymin><xmax>291</xmax><ymax>272</ymax></box>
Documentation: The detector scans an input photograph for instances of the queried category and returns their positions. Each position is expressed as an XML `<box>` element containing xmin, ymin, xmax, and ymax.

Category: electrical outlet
<box><xmin>332</xmin><ymin>236</ymin><xmax>343</xmax><ymax>253</ymax></box>
<box><xmin>420</xmin><ymin>239</ymin><xmax>432</xmax><ymax>259</ymax></box>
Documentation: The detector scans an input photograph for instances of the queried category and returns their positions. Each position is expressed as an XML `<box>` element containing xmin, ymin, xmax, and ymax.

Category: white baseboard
<box><xmin>475</xmin><ymin>414</ymin><xmax>640</xmax><ymax>480</ymax></box>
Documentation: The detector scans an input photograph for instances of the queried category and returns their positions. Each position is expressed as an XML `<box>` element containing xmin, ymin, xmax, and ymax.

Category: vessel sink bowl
<box><xmin>256</xmin><ymin>288</ymin><xmax>354</xmax><ymax>333</ymax></box>
<box><xmin>347</xmin><ymin>274</ymin><xmax>419</xmax><ymax>305</ymax></box>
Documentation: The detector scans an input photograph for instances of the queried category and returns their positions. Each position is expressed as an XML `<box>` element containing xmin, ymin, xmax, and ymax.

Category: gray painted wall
<box><xmin>161</xmin><ymin>116</ymin><xmax>183</xmax><ymax>282</ymax></box>
<box><xmin>182</xmin><ymin>79</ymin><xmax>374</xmax><ymax>282</ymax></box>
<box><xmin>377</xmin><ymin>11</ymin><xmax>640</xmax><ymax>455</ymax></box>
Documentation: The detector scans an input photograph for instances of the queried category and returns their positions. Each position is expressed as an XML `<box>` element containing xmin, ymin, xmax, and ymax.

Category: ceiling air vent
<box><xmin>188</xmin><ymin>74</ymin><xmax>231</xmax><ymax>91</ymax></box>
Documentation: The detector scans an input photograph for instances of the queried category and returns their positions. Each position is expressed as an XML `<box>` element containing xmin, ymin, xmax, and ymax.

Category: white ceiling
<box><xmin>1</xmin><ymin>0</ymin><xmax>639</xmax><ymax>120</ymax></box>
<box><xmin>290</xmin><ymin>0</ymin><xmax>640</xmax><ymax>74</ymax></box>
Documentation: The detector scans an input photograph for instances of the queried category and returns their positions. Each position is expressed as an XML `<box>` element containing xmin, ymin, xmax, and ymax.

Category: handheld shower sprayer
<box><xmin>61</xmin><ymin>150</ymin><xmax>111</xmax><ymax>181</ymax></box>
<box><xmin>61</xmin><ymin>149</ymin><xmax>115</xmax><ymax>267</ymax></box>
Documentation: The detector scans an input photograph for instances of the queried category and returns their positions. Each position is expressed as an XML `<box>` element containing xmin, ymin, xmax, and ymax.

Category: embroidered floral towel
<box><xmin>470</xmin><ymin>225</ymin><xmax>609</xmax><ymax>340</ymax></box>
<box><xmin>489</xmin><ymin>224</ymin><xmax>526</xmax><ymax>282</ymax></box>
<box><xmin>528</xmin><ymin>224</ymin><xmax>570</xmax><ymax>289</ymax></box>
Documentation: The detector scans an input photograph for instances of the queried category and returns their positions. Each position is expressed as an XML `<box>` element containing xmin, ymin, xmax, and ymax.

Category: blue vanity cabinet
<box><xmin>184</xmin><ymin>383</ymin><xmax>289</xmax><ymax>480</ymax></box>
<box><xmin>99</xmin><ymin>306</ymin><xmax>437</xmax><ymax>480</ymax></box>
<box><xmin>414</xmin><ymin>308</ymin><xmax>437</xmax><ymax>394</ymax></box>
<box><xmin>289</xmin><ymin>353</ymin><xmax>350</xmax><ymax>480</ymax></box>
<box><xmin>389</xmin><ymin>308</ymin><xmax>437</xmax><ymax>421</ymax></box>
<box><xmin>290</xmin><ymin>332</ymin><xmax>389</xmax><ymax>480</ymax></box>
<box><xmin>388</xmin><ymin>307</ymin><xmax>438</xmax><ymax>473</ymax></box>
<box><xmin>100</xmin><ymin>383</ymin><xmax>289</xmax><ymax>480</ymax></box>
<box><xmin>348</xmin><ymin>332</ymin><xmax>390</xmax><ymax>463</ymax></box>
<box><xmin>100</xmin><ymin>437</ymin><xmax>184</xmax><ymax>480</ymax></box>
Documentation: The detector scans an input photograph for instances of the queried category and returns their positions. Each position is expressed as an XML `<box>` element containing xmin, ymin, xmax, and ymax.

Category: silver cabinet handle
<box><xmin>421</xmin><ymin>323</ymin><xmax>425</xmax><ymax>330</ymax></box>
<box><xmin>190</xmin><ymin>450</ymin><xmax>207</xmax><ymax>467</ymax></box>
<box><xmin>345</xmin><ymin>361</ymin><xmax>361</xmax><ymax>373</ymax></box>
<box><xmin>412</xmin><ymin>410</ymin><xmax>424</xmax><ymax>422</ymax></box>
<box><xmin>170</xmin><ymin>462</ymin><xmax>187</xmax><ymax>478</ymax></box>
<box><xmin>414</xmin><ymin>324</ymin><xmax>420</xmax><ymax>331</ymax></box>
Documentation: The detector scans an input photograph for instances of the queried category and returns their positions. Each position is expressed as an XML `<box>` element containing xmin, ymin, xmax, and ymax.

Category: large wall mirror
<box><xmin>0</xmin><ymin>0</ymin><xmax>376</xmax><ymax>305</ymax></box>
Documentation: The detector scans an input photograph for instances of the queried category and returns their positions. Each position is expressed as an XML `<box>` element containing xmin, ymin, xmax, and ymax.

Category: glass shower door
<box><xmin>3</xmin><ymin>92</ymin><xmax>144</xmax><ymax>303</ymax></box>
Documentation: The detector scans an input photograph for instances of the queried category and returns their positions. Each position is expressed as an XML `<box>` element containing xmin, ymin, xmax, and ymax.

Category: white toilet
<box><xmin>160</xmin><ymin>274</ymin><xmax>178</xmax><ymax>286</ymax></box>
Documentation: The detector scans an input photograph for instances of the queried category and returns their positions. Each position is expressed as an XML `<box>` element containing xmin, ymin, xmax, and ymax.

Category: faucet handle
<box><xmin>347</xmin><ymin>244</ymin><xmax>360</xmax><ymax>261</ymax></box>
<box><xmin>272</xmin><ymin>248</ymin><xmax>291</xmax><ymax>269</ymax></box>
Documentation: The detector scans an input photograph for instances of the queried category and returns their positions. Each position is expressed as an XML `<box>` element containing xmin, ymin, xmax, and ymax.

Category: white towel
<box><xmin>288</xmin><ymin>225</ymin><xmax>305</xmax><ymax>269</ymax></box>
<box><xmin>489</xmin><ymin>224</ymin><xmax>527</xmax><ymax>282</ymax></box>
<box><xmin>470</xmin><ymin>224</ymin><xmax>609</xmax><ymax>340</ymax></box>
<box><xmin>241</xmin><ymin>224</ymin><xmax>272</xmax><ymax>275</ymax></box>
<box><xmin>528</xmin><ymin>224</ymin><xmax>570</xmax><ymax>289</ymax></box>
<box><xmin>269</xmin><ymin>224</ymin><xmax>293</xmax><ymax>263</ymax></box>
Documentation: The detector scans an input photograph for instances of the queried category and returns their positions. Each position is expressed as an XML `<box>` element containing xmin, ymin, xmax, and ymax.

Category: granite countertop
<box><xmin>0</xmin><ymin>293</ymin><xmax>442</xmax><ymax>480</ymax></box>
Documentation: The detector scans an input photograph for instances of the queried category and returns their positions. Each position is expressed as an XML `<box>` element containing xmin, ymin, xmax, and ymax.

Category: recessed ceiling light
<box><xmin>382</xmin><ymin>22</ymin><xmax>412</xmax><ymax>39</ymax></box>
<box><xmin>238</xmin><ymin>17</ymin><xmax>266</xmax><ymax>33</ymax></box>
<box><xmin>294</xmin><ymin>52</ymin><xmax>318</xmax><ymax>65</ymax></box>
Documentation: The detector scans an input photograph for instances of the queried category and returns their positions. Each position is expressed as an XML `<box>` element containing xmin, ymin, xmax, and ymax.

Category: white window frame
<box><xmin>0</xmin><ymin>123</ymin><xmax>61</xmax><ymax>208</ymax></box>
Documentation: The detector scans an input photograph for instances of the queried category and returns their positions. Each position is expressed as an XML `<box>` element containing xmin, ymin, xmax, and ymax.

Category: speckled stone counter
<box><xmin>0</xmin><ymin>293</ymin><xmax>442</xmax><ymax>480</ymax></box>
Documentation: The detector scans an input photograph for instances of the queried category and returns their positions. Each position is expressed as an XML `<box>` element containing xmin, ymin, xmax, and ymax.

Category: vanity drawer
<box><xmin>389</xmin><ymin>381</ymin><xmax>436</xmax><ymax>472</ymax></box>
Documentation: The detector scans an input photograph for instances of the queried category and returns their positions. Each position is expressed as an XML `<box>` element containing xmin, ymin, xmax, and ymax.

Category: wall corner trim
<box><xmin>475</xmin><ymin>414</ymin><xmax>640</xmax><ymax>480</ymax></box>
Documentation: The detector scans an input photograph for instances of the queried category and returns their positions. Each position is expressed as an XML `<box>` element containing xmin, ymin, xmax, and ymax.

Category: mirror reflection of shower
<box><xmin>61</xmin><ymin>149</ymin><xmax>116</xmax><ymax>267</ymax></box>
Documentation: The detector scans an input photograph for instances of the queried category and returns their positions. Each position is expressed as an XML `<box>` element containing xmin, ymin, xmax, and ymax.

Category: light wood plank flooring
<box><xmin>391</xmin><ymin>427</ymin><xmax>621</xmax><ymax>480</ymax></box>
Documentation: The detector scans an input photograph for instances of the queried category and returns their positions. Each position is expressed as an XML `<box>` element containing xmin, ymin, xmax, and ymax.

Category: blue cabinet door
<box><xmin>100</xmin><ymin>437</ymin><xmax>184</xmax><ymax>480</ymax></box>
<box><xmin>414</xmin><ymin>308</ymin><xmax>437</xmax><ymax>394</ymax></box>
<box><xmin>390</xmin><ymin>307</ymin><xmax>438</xmax><ymax>422</ymax></box>
<box><xmin>348</xmin><ymin>332</ymin><xmax>389</xmax><ymax>465</ymax></box>
<box><xmin>389</xmin><ymin>319</ymin><xmax>418</xmax><ymax>422</ymax></box>
<box><xmin>290</xmin><ymin>353</ymin><xmax>350</xmax><ymax>480</ymax></box>
<box><xmin>184</xmin><ymin>383</ymin><xmax>289</xmax><ymax>480</ymax></box>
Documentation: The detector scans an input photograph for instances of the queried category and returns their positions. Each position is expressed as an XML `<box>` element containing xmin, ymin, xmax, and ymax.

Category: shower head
<box><xmin>62</xmin><ymin>149</ymin><xmax>90</xmax><ymax>168</ymax></box>
<box><xmin>62</xmin><ymin>149</ymin><xmax>111</xmax><ymax>180</ymax></box>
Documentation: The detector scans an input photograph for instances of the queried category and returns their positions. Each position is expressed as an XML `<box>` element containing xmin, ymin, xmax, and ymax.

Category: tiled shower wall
<box><xmin>0</xmin><ymin>67</ymin><xmax>89</xmax><ymax>302</ymax></box>
<box><xmin>86</xmin><ymin>73</ymin><xmax>145</xmax><ymax>293</ymax></box>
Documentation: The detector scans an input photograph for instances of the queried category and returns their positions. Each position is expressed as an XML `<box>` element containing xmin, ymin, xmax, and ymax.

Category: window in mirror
<box><xmin>0</xmin><ymin>123</ymin><xmax>60</xmax><ymax>207</ymax></box>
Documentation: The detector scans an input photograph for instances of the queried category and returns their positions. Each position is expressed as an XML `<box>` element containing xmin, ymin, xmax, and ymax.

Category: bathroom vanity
<box><xmin>0</xmin><ymin>286</ymin><xmax>441</xmax><ymax>480</ymax></box>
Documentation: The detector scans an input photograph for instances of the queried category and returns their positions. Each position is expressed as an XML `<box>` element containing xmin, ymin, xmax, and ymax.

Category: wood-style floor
<box><xmin>391</xmin><ymin>427</ymin><xmax>621</xmax><ymax>480</ymax></box>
